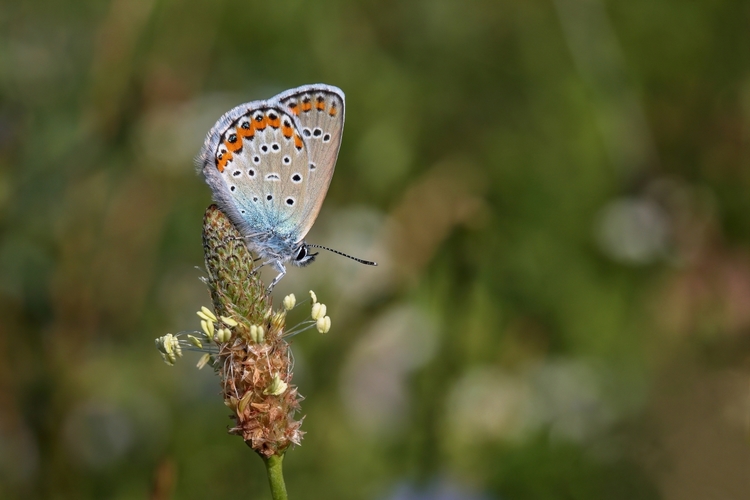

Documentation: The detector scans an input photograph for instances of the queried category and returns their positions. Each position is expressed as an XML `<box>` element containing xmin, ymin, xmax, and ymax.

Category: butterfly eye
<box><xmin>295</xmin><ymin>246</ymin><xmax>307</xmax><ymax>261</ymax></box>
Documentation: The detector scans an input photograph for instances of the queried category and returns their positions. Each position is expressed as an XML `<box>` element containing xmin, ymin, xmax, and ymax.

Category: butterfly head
<box><xmin>291</xmin><ymin>242</ymin><xmax>318</xmax><ymax>267</ymax></box>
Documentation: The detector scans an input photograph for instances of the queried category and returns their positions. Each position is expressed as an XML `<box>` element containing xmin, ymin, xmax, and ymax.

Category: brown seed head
<box><xmin>202</xmin><ymin>205</ymin><xmax>304</xmax><ymax>456</ymax></box>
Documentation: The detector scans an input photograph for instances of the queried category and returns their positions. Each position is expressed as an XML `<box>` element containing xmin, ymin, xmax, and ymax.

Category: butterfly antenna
<box><xmin>307</xmin><ymin>244</ymin><xmax>377</xmax><ymax>266</ymax></box>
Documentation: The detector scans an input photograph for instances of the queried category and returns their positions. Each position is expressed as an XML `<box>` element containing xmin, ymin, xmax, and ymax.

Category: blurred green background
<box><xmin>1</xmin><ymin>0</ymin><xmax>749</xmax><ymax>498</ymax></box>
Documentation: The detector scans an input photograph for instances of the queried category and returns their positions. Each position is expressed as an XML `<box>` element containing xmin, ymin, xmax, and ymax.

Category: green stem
<box><xmin>263</xmin><ymin>454</ymin><xmax>288</xmax><ymax>500</ymax></box>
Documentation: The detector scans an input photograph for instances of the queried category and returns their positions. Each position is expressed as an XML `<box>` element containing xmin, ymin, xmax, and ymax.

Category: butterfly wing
<box><xmin>274</xmin><ymin>84</ymin><xmax>345</xmax><ymax>240</ymax></box>
<box><xmin>198</xmin><ymin>101</ymin><xmax>312</xmax><ymax>247</ymax></box>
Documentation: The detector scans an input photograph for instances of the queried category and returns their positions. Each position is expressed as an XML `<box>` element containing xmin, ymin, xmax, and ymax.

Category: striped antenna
<box><xmin>307</xmin><ymin>244</ymin><xmax>377</xmax><ymax>266</ymax></box>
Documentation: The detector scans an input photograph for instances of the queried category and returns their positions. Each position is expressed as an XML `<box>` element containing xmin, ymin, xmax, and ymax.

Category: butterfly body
<box><xmin>197</xmin><ymin>84</ymin><xmax>347</xmax><ymax>290</ymax></box>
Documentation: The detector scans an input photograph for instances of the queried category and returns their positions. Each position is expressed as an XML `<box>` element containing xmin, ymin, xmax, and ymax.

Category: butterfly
<box><xmin>197</xmin><ymin>84</ymin><xmax>376</xmax><ymax>292</ymax></box>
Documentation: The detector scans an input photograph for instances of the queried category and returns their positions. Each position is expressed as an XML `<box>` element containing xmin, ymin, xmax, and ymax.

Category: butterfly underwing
<box><xmin>197</xmin><ymin>84</ymin><xmax>370</xmax><ymax>291</ymax></box>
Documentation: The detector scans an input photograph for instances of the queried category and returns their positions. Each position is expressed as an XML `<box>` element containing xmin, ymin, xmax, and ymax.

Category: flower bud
<box><xmin>196</xmin><ymin>353</ymin><xmax>211</xmax><ymax>369</ymax></box>
<box><xmin>264</xmin><ymin>373</ymin><xmax>288</xmax><ymax>396</ymax></box>
<box><xmin>311</xmin><ymin>302</ymin><xmax>326</xmax><ymax>320</ymax></box>
<box><xmin>316</xmin><ymin>315</ymin><xmax>331</xmax><ymax>334</ymax></box>
<box><xmin>197</xmin><ymin>306</ymin><xmax>217</xmax><ymax>322</ymax></box>
<box><xmin>220</xmin><ymin>316</ymin><xmax>238</xmax><ymax>327</ymax></box>
<box><xmin>256</xmin><ymin>325</ymin><xmax>265</xmax><ymax>343</ymax></box>
<box><xmin>283</xmin><ymin>294</ymin><xmax>296</xmax><ymax>310</ymax></box>
<box><xmin>187</xmin><ymin>334</ymin><xmax>203</xmax><ymax>348</ymax></box>
<box><xmin>201</xmin><ymin>319</ymin><xmax>214</xmax><ymax>338</ymax></box>
<box><xmin>161</xmin><ymin>352</ymin><xmax>175</xmax><ymax>366</ymax></box>
<box><xmin>154</xmin><ymin>335</ymin><xmax>169</xmax><ymax>355</ymax></box>
<box><xmin>214</xmin><ymin>328</ymin><xmax>229</xmax><ymax>343</ymax></box>
<box><xmin>271</xmin><ymin>311</ymin><xmax>286</xmax><ymax>330</ymax></box>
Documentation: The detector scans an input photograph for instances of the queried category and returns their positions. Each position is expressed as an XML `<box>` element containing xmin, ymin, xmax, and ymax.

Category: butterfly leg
<box><xmin>265</xmin><ymin>260</ymin><xmax>287</xmax><ymax>294</ymax></box>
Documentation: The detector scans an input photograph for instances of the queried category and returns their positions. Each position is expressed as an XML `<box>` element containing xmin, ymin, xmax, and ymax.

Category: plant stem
<box><xmin>263</xmin><ymin>454</ymin><xmax>288</xmax><ymax>500</ymax></box>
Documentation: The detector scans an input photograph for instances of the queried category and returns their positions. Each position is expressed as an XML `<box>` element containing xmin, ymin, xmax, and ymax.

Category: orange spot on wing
<box><xmin>255</xmin><ymin>116</ymin><xmax>268</xmax><ymax>130</ymax></box>
<box><xmin>315</xmin><ymin>100</ymin><xmax>325</xmax><ymax>111</ymax></box>
<box><xmin>238</xmin><ymin>122</ymin><xmax>255</xmax><ymax>140</ymax></box>
<box><xmin>225</xmin><ymin>138</ymin><xmax>242</xmax><ymax>153</ymax></box>
<box><xmin>268</xmin><ymin>115</ymin><xmax>281</xmax><ymax>128</ymax></box>
<box><xmin>300</xmin><ymin>100</ymin><xmax>312</xmax><ymax>112</ymax></box>
<box><xmin>294</xmin><ymin>133</ymin><xmax>303</xmax><ymax>150</ymax></box>
<box><xmin>217</xmin><ymin>151</ymin><xmax>233</xmax><ymax>172</ymax></box>
<box><xmin>282</xmin><ymin>124</ymin><xmax>294</xmax><ymax>139</ymax></box>
<box><xmin>328</xmin><ymin>105</ymin><xmax>338</xmax><ymax>117</ymax></box>
<box><xmin>288</xmin><ymin>103</ymin><xmax>299</xmax><ymax>115</ymax></box>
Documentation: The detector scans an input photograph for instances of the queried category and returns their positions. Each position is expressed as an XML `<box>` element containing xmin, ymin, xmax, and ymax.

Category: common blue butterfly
<box><xmin>197</xmin><ymin>84</ymin><xmax>376</xmax><ymax>292</ymax></box>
